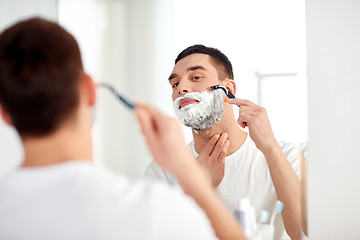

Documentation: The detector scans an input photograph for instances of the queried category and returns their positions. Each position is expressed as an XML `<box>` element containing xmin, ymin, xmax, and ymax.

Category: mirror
<box><xmin>0</xmin><ymin>0</ymin><xmax>308</xmax><ymax>238</ymax></box>
<box><xmin>58</xmin><ymin>0</ymin><xmax>308</xmax><ymax>178</ymax></box>
<box><xmin>0</xmin><ymin>0</ymin><xmax>308</xmax><ymax>177</ymax></box>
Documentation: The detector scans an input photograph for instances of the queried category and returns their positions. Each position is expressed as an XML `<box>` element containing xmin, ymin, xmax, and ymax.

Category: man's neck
<box><xmin>192</xmin><ymin>115</ymin><xmax>247</xmax><ymax>156</ymax></box>
<box><xmin>21</xmin><ymin>123</ymin><xmax>93</xmax><ymax>167</ymax></box>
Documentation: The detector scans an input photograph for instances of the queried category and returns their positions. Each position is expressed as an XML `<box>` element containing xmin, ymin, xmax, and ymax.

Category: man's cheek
<box><xmin>172</xmin><ymin>92</ymin><xmax>178</xmax><ymax>101</ymax></box>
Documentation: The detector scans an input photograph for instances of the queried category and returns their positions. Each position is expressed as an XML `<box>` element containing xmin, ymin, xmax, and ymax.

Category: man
<box><xmin>145</xmin><ymin>44</ymin><xmax>302</xmax><ymax>240</ymax></box>
<box><xmin>0</xmin><ymin>18</ymin><xmax>245</xmax><ymax>240</ymax></box>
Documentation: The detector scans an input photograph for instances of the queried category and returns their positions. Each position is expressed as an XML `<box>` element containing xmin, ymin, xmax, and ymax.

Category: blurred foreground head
<box><xmin>0</xmin><ymin>17</ymin><xmax>84</xmax><ymax>137</ymax></box>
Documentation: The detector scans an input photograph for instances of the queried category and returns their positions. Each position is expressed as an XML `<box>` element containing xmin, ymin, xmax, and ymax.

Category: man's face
<box><xmin>169</xmin><ymin>53</ymin><xmax>222</xmax><ymax>106</ymax></box>
<box><xmin>169</xmin><ymin>53</ymin><xmax>226</xmax><ymax>130</ymax></box>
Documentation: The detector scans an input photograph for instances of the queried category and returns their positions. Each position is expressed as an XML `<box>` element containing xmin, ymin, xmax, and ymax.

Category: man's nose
<box><xmin>177</xmin><ymin>81</ymin><xmax>189</xmax><ymax>95</ymax></box>
<box><xmin>179</xmin><ymin>89</ymin><xmax>188</xmax><ymax>94</ymax></box>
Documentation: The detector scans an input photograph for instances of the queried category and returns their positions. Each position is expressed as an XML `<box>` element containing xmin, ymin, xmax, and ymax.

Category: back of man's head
<box><xmin>0</xmin><ymin>17</ymin><xmax>83</xmax><ymax>137</ymax></box>
<box><xmin>175</xmin><ymin>44</ymin><xmax>234</xmax><ymax>80</ymax></box>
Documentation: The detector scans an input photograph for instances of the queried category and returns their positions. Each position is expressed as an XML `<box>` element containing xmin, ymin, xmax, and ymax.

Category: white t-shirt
<box><xmin>145</xmin><ymin>134</ymin><xmax>302</xmax><ymax>240</ymax></box>
<box><xmin>0</xmin><ymin>160</ymin><xmax>217</xmax><ymax>240</ymax></box>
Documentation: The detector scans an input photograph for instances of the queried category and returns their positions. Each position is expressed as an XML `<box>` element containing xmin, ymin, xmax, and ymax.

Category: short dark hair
<box><xmin>175</xmin><ymin>44</ymin><xmax>234</xmax><ymax>80</ymax></box>
<box><xmin>0</xmin><ymin>17</ymin><xmax>83</xmax><ymax>137</ymax></box>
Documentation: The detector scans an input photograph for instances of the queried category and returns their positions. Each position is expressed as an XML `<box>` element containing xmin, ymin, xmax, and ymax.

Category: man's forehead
<box><xmin>171</xmin><ymin>54</ymin><xmax>214</xmax><ymax>75</ymax></box>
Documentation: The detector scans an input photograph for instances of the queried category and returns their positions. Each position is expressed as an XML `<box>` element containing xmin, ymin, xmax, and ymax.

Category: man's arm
<box><xmin>135</xmin><ymin>104</ymin><xmax>246</xmax><ymax>240</ymax></box>
<box><xmin>301</xmin><ymin>153</ymin><xmax>308</xmax><ymax>236</ymax></box>
<box><xmin>228</xmin><ymin>98</ymin><xmax>302</xmax><ymax>240</ymax></box>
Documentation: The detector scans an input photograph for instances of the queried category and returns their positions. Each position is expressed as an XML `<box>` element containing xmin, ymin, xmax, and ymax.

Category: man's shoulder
<box><xmin>245</xmin><ymin>136</ymin><xmax>302</xmax><ymax>160</ymax></box>
<box><xmin>0</xmin><ymin>162</ymin><xmax>216</xmax><ymax>239</ymax></box>
<box><xmin>143</xmin><ymin>141</ymin><xmax>194</xmax><ymax>185</ymax></box>
<box><xmin>143</xmin><ymin>180</ymin><xmax>216</xmax><ymax>239</ymax></box>
<box><xmin>278</xmin><ymin>140</ymin><xmax>300</xmax><ymax>151</ymax></box>
<box><xmin>144</xmin><ymin>160</ymin><xmax>180</xmax><ymax>186</ymax></box>
<box><xmin>278</xmin><ymin>141</ymin><xmax>302</xmax><ymax>160</ymax></box>
<box><xmin>114</xmin><ymin>178</ymin><xmax>216</xmax><ymax>239</ymax></box>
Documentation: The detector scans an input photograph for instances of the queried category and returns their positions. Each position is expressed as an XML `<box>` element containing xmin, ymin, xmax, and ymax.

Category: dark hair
<box><xmin>0</xmin><ymin>17</ymin><xmax>83</xmax><ymax>137</ymax></box>
<box><xmin>175</xmin><ymin>44</ymin><xmax>234</xmax><ymax>80</ymax></box>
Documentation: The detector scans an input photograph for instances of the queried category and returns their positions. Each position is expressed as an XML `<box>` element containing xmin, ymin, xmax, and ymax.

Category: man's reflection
<box><xmin>146</xmin><ymin>44</ymin><xmax>303</xmax><ymax>240</ymax></box>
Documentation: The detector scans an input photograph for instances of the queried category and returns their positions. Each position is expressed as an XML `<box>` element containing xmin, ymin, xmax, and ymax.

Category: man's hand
<box><xmin>135</xmin><ymin>104</ymin><xmax>193</xmax><ymax>174</ymax></box>
<box><xmin>229</xmin><ymin>99</ymin><xmax>302</xmax><ymax>239</ymax></box>
<box><xmin>197</xmin><ymin>133</ymin><xmax>230</xmax><ymax>189</ymax></box>
<box><xmin>228</xmin><ymin>98</ymin><xmax>277</xmax><ymax>153</ymax></box>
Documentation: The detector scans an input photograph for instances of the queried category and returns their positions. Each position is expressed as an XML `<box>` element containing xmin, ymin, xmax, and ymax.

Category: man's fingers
<box><xmin>135</xmin><ymin>105</ymin><xmax>152</xmax><ymax>134</ymax></box>
<box><xmin>218</xmin><ymin>140</ymin><xmax>230</xmax><ymax>163</ymax></box>
<box><xmin>201</xmin><ymin>134</ymin><xmax>220</xmax><ymax>156</ymax></box>
<box><xmin>135</xmin><ymin>104</ymin><xmax>158</xmax><ymax>147</ymax></box>
<box><xmin>228</xmin><ymin>98</ymin><xmax>258</xmax><ymax>107</ymax></box>
<box><xmin>238</xmin><ymin>106</ymin><xmax>259</xmax><ymax>116</ymax></box>
<box><xmin>211</xmin><ymin>132</ymin><xmax>229</xmax><ymax>159</ymax></box>
<box><xmin>136</xmin><ymin>103</ymin><xmax>175</xmax><ymax>136</ymax></box>
<box><xmin>135</xmin><ymin>104</ymin><xmax>148</xmax><ymax>134</ymax></box>
<box><xmin>224</xmin><ymin>139</ymin><xmax>230</xmax><ymax>153</ymax></box>
<box><xmin>238</xmin><ymin>112</ymin><xmax>253</xmax><ymax>128</ymax></box>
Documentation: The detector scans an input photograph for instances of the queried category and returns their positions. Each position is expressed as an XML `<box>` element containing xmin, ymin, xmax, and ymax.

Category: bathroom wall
<box><xmin>306</xmin><ymin>0</ymin><xmax>360</xmax><ymax>238</ymax></box>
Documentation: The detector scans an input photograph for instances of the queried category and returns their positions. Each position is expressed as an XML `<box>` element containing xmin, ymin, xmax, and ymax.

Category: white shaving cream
<box><xmin>173</xmin><ymin>89</ymin><xmax>224</xmax><ymax>130</ymax></box>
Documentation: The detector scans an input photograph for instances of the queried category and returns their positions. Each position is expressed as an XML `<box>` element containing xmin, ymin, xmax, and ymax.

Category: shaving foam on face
<box><xmin>173</xmin><ymin>89</ymin><xmax>224</xmax><ymax>130</ymax></box>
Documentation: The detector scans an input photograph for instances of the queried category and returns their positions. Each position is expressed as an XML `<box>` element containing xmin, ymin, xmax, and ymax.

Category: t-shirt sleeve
<box><xmin>279</xmin><ymin>141</ymin><xmax>302</xmax><ymax>179</ymax></box>
<box><xmin>144</xmin><ymin>161</ymin><xmax>180</xmax><ymax>187</ymax></box>
<box><xmin>148</xmin><ymin>183</ymin><xmax>218</xmax><ymax>240</ymax></box>
<box><xmin>144</xmin><ymin>161</ymin><xmax>161</xmax><ymax>180</ymax></box>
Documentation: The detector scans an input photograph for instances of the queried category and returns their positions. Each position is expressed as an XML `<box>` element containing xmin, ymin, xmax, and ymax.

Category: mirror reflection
<box><xmin>58</xmin><ymin>0</ymin><xmax>307</xmax><ymax>178</ymax></box>
<box><xmin>0</xmin><ymin>0</ymin><xmax>308</xmax><ymax>239</ymax></box>
<box><xmin>58</xmin><ymin>1</ymin><xmax>308</xmax><ymax>239</ymax></box>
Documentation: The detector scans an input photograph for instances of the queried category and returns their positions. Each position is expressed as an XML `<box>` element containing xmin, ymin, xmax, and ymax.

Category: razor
<box><xmin>210</xmin><ymin>85</ymin><xmax>236</xmax><ymax>98</ymax></box>
<box><xmin>97</xmin><ymin>83</ymin><xmax>136</xmax><ymax>110</ymax></box>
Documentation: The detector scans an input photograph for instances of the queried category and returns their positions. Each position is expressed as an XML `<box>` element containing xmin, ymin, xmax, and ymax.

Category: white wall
<box><xmin>0</xmin><ymin>0</ymin><xmax>57</xmax><ymax>176</ymax></box>
<box><xmin>97</xmin><ymin>0</ymin><xmax>175</xmax><ymax>178</ymax></box>
<box><xmin>306</xmin><ymin>0</ymin><xmax>360</xmax><ymax>238</ymax></box>
<box><xmin>58</xmin><ymin>0</ymin><xmax>176</xmax><ymax>178</ymax></box>
<box><xmin>172</xmin><ymin>0</ymin><xmax>308</xmax><ymax>145</ymax></box>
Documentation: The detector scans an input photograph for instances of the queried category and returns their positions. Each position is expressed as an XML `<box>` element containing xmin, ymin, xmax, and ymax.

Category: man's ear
<box><xmin>224</xmin><ymin>78</ymin><xmax>236</xmax><ymax>96</ymax></box>
<box><xmin>82</xmin><ymin>73</ymin><xmax>96</xmax><ymax>107</ymax></box>
<box><xmin>0</xmin><ymin>105</ymin><xmax>13</xmax><ymax>127</ymax></box>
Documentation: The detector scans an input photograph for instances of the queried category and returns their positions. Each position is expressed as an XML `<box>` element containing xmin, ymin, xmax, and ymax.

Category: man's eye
<box><xmin>172</xmin><ymin>82</ymin><xmax>179</xmax><ymax>88</ymax></box>
<box><xmin>192</xmin><ymin>76</ymin><xmax>201</xmax><ymax>80</ymax></box>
